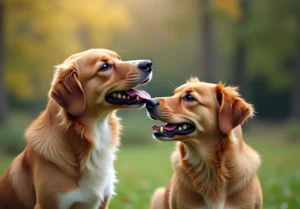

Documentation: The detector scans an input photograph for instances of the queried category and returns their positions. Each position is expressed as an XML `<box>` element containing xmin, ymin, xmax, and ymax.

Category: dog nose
<box><xmin>146</xmin><ymin>99</ymin><xmax>159</xmax><ymax>110</ymax></box>
<box><xmin>138</xmin><ymin>60</ymin><xmax>152</xmax><ymax>72</ymax></box>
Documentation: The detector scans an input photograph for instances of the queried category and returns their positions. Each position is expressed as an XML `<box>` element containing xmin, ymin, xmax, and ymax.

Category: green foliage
<box><xmin>248</xmin><ymin>76</ymin><xmax>292</xmax><ymax>118</ymax></box>
<box><xmin>281</xmin><ymin>120</ymin><xmax>300</xmax><ymax>142</ymax></box>
<box><xmin>246</xmin><ymin>0</ymin><xmax>300</xmax><ymax>90</ymax></box>
<box><xmin>0</xmin><ymin>156</ymin><xmax>11</xmax><ymax>173</ymax></box>
<box><xmin>0</xmin><ymin>113</ymin><xmax>29</xmax><ymax>155</ymax></box>
<box><xmin>0</xmin><ymin>124</ymin><xmax>25</xmax><ymax>155</ymax></box>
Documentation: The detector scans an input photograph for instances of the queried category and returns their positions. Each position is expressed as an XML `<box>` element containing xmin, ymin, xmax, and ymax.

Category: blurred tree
<box><xmin>0</xmin><ymin>2</ymin><xmax>8</xmax><ymax>125</ymax></box>
<box><xmin>201</xmin><ymin>0</ymin><xmax>218</xmax><ymax>83</ymax></box>
<box><xmin>232</xmin><ymin>0</ymin><xmax>248</xmax><ymax>98</ymax></box>
<box><xmin>201</xmin><ymin>0</ymin><xmax>243</xmax><ymax>85</ymax></box>
<box><xmin>246</xmin><ymin>0</ymin><xmax>295</xmax><ymax>89</ymax></box>
<box><xmin>292</xmin><ymin>25</ymin><xmax>300</xmax><ymax>119</ymax></box>
<box><xmin>213</xmin><ymin>0</ymin><xmax>246</xmax><ymax>95</ymax></box>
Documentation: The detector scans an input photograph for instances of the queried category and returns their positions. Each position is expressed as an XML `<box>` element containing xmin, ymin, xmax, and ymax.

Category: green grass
<box><xmin>1</xmin><ymin>139</ymin><xmax>300</xmax><ymax>209</ymax></box>
<box><xmin>112</xmin><ymin>143</ymin><xmax>174</xmax><ymax>209</ymax></box>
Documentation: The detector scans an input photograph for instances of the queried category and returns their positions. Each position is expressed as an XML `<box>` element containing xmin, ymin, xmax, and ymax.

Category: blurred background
<box><xmin>0</xmin><ymin>0</ymin><xmax>300</xmax><ymax>208</ymax></box>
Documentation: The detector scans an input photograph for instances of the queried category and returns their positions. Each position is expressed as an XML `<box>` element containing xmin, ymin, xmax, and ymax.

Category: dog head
<box><xmin>146</xmin><ymin>77</ymin><xmax>253</xmax><ymax>141</ymax></box>
<box><xmin>50</xmin><ymin>49</ymin><xmax>152</xmax><ymax>118</ymax></box>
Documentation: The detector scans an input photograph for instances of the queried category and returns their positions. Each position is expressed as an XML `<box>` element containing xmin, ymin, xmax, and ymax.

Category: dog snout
<box><xmin>146</xmin><ymin>99</ymin><xmax>159</xmax><ymax>111</ymax></box>
<box><xmin>138</xmin><ymin>60</ymin><xmax>152</xmax><ymax>72</ymax></box>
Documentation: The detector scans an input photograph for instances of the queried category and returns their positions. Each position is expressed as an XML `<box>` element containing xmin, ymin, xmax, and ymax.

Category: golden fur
<box><xmin>148</xmin><ymin>78</ymin><xmax>262</xmax><ymax>209</ymax></box>
<box><xmin>0</xmin><ymin>49</ymin><xmax>152</xmax><ymax>209</ymax></box>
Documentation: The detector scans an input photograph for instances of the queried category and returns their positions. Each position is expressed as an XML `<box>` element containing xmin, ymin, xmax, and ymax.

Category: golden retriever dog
<box><xmin>0</xmin><ymin>49</ymin><xmax>152</xmax><ymax>209</ymax></box>
<box><xmin>146</xmin><ymin>77</ymin><xmax>262</xmax><ymax>209</ymax></box>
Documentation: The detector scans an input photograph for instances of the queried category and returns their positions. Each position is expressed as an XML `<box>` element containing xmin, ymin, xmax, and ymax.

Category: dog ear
<box><xmin>50</xmin><ymin>64</ymin><xmax>85</xmax><ymax>116</ymax></box>
<box><xmin>216</xmin><ymin>83</ymin><xmax>253</xmax><ymax>135</ymax></box>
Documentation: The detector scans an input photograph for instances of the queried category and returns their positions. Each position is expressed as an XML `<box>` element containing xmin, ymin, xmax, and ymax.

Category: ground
<box><xmin>1</xmin><ymin>135</ymin><xmax>300</xmax><ymax>209</ymax></box>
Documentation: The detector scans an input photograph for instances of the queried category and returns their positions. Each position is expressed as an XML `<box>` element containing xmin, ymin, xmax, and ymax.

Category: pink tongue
<box><xmin>152</xmin><ymin>125</ymin><xmax>160</xmax><ymax>131</ymax></box>
<box><xmin>125</xmin><ymin>89</ymin><xmax>151</xmax><ymax>100</ymax></box>
<box><xmin>163</xmin><ymin>124</ymin><xmax>177</xmax><ymax>131</ymax></box>
<box><xmin>152</xmin><ymin>124</ymin><xmax>178</xmax><ymax>131</ymax></box>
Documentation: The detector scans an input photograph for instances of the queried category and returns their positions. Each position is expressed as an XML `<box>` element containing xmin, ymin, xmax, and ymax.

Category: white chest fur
<box><xmin>197</xmin><ymin>204</ymin><xmax>235</xmax><ymax>209</ymax></box>
<box><xmin>58</xmin><ymin>118</ymin><xmax>117</xmax><ymax>209</ymax></box>
<box><xmin>196</xmin><ymin>206</ymin><xmax>234</xmax><ymax>209</ymax></box>
<box><xmin>198</xmin><ymin>198</ymin><xmax>235</xmax><ymax>209</ymax></box>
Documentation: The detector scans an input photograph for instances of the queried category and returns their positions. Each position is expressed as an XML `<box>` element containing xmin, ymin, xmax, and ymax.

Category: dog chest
<box><xmin>58</xmin><ymin>118</ymin><xmax>117</xmax><ymax>209</ymax></box>
<box><xmin>193</xmin><ymin>206</ymin><xmax>235</xmax><ymax>209</ymax></box>
<box><xmin>196</xmin><ymin>203</ymin><xmax>235</xmax><ymax>209</ymax></box>
<box><xmin>195</xmin><ymin>207</ymin><xmax>234</xmax><ymax>209</ymax></box>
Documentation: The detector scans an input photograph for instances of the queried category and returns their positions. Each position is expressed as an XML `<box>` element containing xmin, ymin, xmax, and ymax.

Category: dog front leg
<box><xmin>34</xmin><ymin>204</ymin><xmax>57</xmax><ymax>209</ymax></box>
<box><xmin>98</xmin><ymin>196</ymin><xmax>110</xmax><ymax>209</ymax></box>
<box><xmin>34</xmin><ymin>190</ymin><xmax>59</xmax><ymax>209</ymax></box>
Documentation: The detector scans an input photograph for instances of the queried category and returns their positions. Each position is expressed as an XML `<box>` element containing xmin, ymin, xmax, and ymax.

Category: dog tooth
<box><xmin>160</xmin><ymin>126</ymin><xmax>164</xmax><ymax>133</ymax></box>
<box><xmin>117</xmin><ymin>93</ymin><xmax>122</xmax><ymax>98</ymax></box>
<box><xmin>127</xmin><ymin>96</ymin><xmax>130</xmax><ymax>99</ymax></box>
<box><xmin>123</xmin><ymin>95</ymin><xmax>126</xmax><ymax>99</ymax></box>
<box><xmin>183</xmin><ymin>124</ymin><xmax>187</xmax><ymax>130</ymax></box>
<box><xmin>136</xmin><ymin>96</ymin><xmax>140</xmax><ymax>101</ymax></box>
<box><xmin>112</xmin><ymin>93</ymin><xmax>117</xmax><ymax>97</ymax></box>
<box><xmin>178</xmin><ymin>127</ymin><xmax>182</xmax><ymax>131</ymax></box>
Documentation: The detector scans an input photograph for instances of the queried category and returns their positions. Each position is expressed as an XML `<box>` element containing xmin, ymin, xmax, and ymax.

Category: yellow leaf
<box><xmin>214</xmin><ymin>0</ymin><xmax>243</xmax><ymax>20</ymax></box>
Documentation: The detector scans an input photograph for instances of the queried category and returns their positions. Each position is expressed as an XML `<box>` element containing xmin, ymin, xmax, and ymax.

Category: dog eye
<box><xmin>98</xmin><ymin>63</ymin><xmax>112</xmax><ymax>72</ymax></box>
<box><xmin>183</xmin><ymin>93</ymin><xmax>196</xmax><ymax>102</ymax></box>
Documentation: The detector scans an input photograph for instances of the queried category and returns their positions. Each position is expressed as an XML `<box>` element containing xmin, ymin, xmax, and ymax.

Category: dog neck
<box><xmin>176</xmin><ymin>128</ymin><xmax>261</xmax><ymax>201</ymax></box>
<box><xmin>24</xmin><ymin>98</ymin><xmax>119</xmax><ymax>177</ymax></box>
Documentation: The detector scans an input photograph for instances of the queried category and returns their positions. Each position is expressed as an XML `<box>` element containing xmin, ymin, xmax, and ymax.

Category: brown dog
<box><xmin>0</xmin><ymin>49</ymin><xmax>153</xmax><ymax>209</ymax></box>
<box><xmin>146</xmin><ymin>77</ymin><xmax>262</xmax><ymax>209</ymax></box>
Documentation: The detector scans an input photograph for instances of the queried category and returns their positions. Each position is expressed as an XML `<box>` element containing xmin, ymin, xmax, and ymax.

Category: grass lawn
<box><xmin>1</xmin><ymin>137</ymin><xmax>300</xmax><ymax>209</ymax></box>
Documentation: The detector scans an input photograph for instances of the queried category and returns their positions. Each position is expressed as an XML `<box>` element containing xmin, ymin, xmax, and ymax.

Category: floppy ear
<box><xmin>50</xmin><ymin>64</ymin><xmax>85</xmax><ymax>116</ymax></box>
<box><xmin>216</xmin><ymin>83</ymin><xmax>253</xmax><ymax>135</ymax></box>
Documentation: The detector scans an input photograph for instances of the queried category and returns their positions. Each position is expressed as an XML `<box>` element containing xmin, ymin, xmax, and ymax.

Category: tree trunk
<box><xmin>201</xmin><ymin>0</ymin><xmax>218</xmax><ymax>83</ymax></box>
<box><xmin>0</xmin><ymin>2</ymin><xmax>8</xmax><ymax>125</ymax></box>
<box><xmin>233</xmin><ymin>41</ymin><xmax>247</xmax><ymax>97</ymax></box>
<box><xmin>233</xmin><ymin>0</ymin><xmax>248</xmax><ymax>98</ymax></box>
<box><xmin>292</xmin><ymin>38</ymin><xmax>300</xmax><ymax>119</ymax></box>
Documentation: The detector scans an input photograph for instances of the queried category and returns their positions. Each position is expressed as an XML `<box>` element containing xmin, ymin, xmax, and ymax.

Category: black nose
<box><xmin>138</xmin><ymin>60</ymin><xmax>152</xmax><ymax>72</ymax></box>
<box><xmin>146</xmin><ymin>99</ymin><xmax>159</xmax><ymax>111</ymax></box>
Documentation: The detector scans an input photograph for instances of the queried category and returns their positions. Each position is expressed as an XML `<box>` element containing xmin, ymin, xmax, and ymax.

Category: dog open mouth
<box><xmin>152</xmin><ymin>123</ymin><xmax>195</xmax><ymax>140</ymax></box>
<box><xmin>106</xmin><ymin>89</ymin><xmax>151</xmax><ymax>106</ymax></box>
